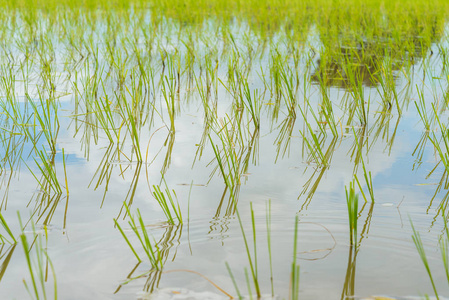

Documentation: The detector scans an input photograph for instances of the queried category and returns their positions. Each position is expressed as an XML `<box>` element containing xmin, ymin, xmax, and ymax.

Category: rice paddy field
<box><xmin>1</xmin><ymin>0</ymin><xmax>449</xmax><ymax>299</ymax></box>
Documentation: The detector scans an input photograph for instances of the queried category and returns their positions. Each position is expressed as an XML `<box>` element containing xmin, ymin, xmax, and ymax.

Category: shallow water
<box><xmin>0</xmin><ymin>14</ymin><xmax>448</xmax><ymax>300</ymax></box>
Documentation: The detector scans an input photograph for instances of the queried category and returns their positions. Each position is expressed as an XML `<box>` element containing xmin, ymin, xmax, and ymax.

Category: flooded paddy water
<box><xmin>1</xmin><ymin>1</ymin><xmax>449</xmax><ymax>299</ymax></box>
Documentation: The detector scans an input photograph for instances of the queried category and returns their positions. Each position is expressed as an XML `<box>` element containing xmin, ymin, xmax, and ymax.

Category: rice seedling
<box><xmin>373</xmin><ymin>57</ymin><xmax>401</xmax><ymax>116</ymax></box>
<box><xmin>121</xmin><ymin>162</ymin><xmax>143</xmax><ymax>212</ymax></box>
<box><xmin>114</xmin><ymin>203</ymin><xmax>163</xmax><ymax>269</ymax></box>
<box><xmin>410</xmin><ymin>219</ymin><xmax>440</xmax><ymax>299</ymax></box>
<box><xmin>265</xmin><ymin>199</ymin><xmax>274</xmax><ymax>297</ymax></box>
<box><xmin>61</xmin><ymin>148</ymin><xmax>68</xmax><ymax>196</ymax></box>
<box><xmin>192</xmin><ymin>72</ymin><xmax>217</xmax><ymax>165</ymax></box>
<box><xmin>181</xmin><ymin>36</ymin><xmax>196</xmax><ymax>78</ymax></box>
<box><xmin>203</xmin><ymin>51</ymin><xmax>219</xmax><ymax>97</ymax></box>
<box><xmin>440</xmin><ymin>214</ymin><xmax>449</xmax><ymax>285</ymax></box>
<box><xmin>28</xmin><ymin>191</ymin><xmax>64</xmax><ymax>227</ymax></box>
<box><xmin>368</xmin><ymin>104</ymin><xmax>400</xmax><ymax>156</ymax></box>
<box><xmin>0</xmin><ymin>243</ymin><xmax>17</xmax><ymax>283</ymax></box>
<box><xmin>27</xmin><ymin>147</ymin><xmax>62</xmax><ymax>195</ymax></box>
<box><xmin>298</xmin><ymin>120</ymin><xmax>328</xmax><ymax>167</ymax></box>
<box><xmin>161</xmin><ymin>59</ymin><xmax>179</xmax><ymax>131</ymax></box>
<box><xmin>316</xmin><ymin>84</ymin><xmax>339</xmax><ymax>137</ymax></box>
<box><xmin>343</xmin><ymin>57</ymin><xmax>370</xmax><ymax>128</ymax></box>
<box><xmin>241</xmin><ymin>80</ymin><xmax>261</xmax><ymax>130</ymax></box>
<box><xmin>242</xmin><ymin>203</ymin><xmax>260</xmax><ymax>298</ymax></box>
<box><xmin>0</xmin><ymin>213</ymin><xmax>16</xmax><ymax>245</ymax></box>
<box><xmin>351</xmin><ymin>127</ymin><xmax>375</xmax><ymax>202</ymax></box>
<box><xmin>0</xmin><ymin>211</ymin><xmax>17</xmax><ymax>283</ymax></box>
<box><xmin>412</xmin><ymin>131</ymin><xmax>431</xmax><ymax>170</ymax></box>
<box><xmin>92</xmin><ymin>89</ymin><xmax>120</xmax><ymax>145</ymax></box>
<box><xmin>274</xmin><ymin>49</ymin><xmax>298</xmax><ymax>120</ymax></box>
<box><xmin>296</xmin><ymin>81</ymin><xmax>336</xmax><ymax>167</ymax></box>
<box><xmin>18</xmin><ymin>215</ymin><xmax>58</xmax><ymax>300</ymax></box>
<box><xmin>207</xmin><ymin>118</ymin><xmax>243</xmax><ymax>205</ymax></box>
<box><xmin>115</xmin><ymin>223</ymin><xmax>183</xmax><ymax>295</ymax></box>
<box><xmin>341</xmin><ymin>243</ymin><xmax>357</xmax><ymax>299</ymax></box>
<box><xmin>274</xmin><ymin>115</ymin><xmax>296</xmax><ymax>162</ymax></box>
<box><xmin>160</xmin><ymin>131</ymin><xmax>175</xmax><ymax>175</ymax></box>
<box><xmin>117</xmin><ymin>86</ymin><xmax>144</xmax><ymax>162</ymax></box>
<box><xmin>290</xmin><ymin>215</ymin><xmax>300</xmax><ymax>300</ymax></box>
<box><xmin>427</xmin><ymin>103</ymin><xmax>449</xmax><ymax>170</ymax></box>
<box><xmin>346</xmin><ymin>181</ymin><xmax>359</xmax><ymax>246</ymax></box>
<box><xmin>27</xmin><ymin>88</ymin><xmax>60</xmax><ymax>155</ymax></box>
<box><xmin>298</xmin><ymin>137</ymin><xmax>338</xmax><ymax>207</ymax></box>
<box><xmin>0</xmin><ymin>129</ymin><xmax>27</xmax><ymax>204</ymax></box>
<box><xmin>151</xmin><ymin>180</ymin><xmax>183</xmax><ymax>225</ymax></box>
<box><xmin>227</xmin><ymin>204</ymin><xmax>300</xmax><ymax>299</ymax></box>
<box><xmin>414</xmin><ymin>85</ymin><xmax>435</xmax><ymax>133</ymax></box>
<box><xmin>70</xmin><ymin>73</ymin><xmax>101</xmax><ymax>159</ymax></box>
<box><xmin>425</xmin><ymin>169</ymin><xmax>449</xmax><ymax>220</ymax></box>
<box><xmin>88</xmin><ymin>145</ymin><xmax>115</xmax><ymax>206</ymax></box>
<box><xmin>209</xmin><ymin>116</ymin><xmax>259</xmax><ymax>216</ymax></box>
<box><xmin>267</xmin><ymin>50</ymin><xmax>283</xmax><ymax>110</ymax></box>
